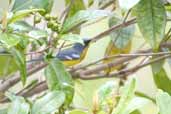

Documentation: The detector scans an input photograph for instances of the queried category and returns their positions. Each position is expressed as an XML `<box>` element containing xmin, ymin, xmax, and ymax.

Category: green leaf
<box><xmin>61</xmin><ymin>10</ymin><xmax>111</xmax><ymax>33</ymax></box>
<box><xmin>156</xmin><ymin>90</ymin><xmax>171</xmax><ymax>114</ymax></box>
<box><xmin>133</xmin><ymin>0</ymin><xmax>166</xmax><ymax>49</ymax></box>
<box><xmin>109</xmin><ymin>15</ymin><xmax>135</xmax><ymax>49</ymax></box>
<box><xmin>97</xmin><ymin>81</ymin><xmax>119</xmax><ymax>107</ymax></box>
<box><xmin>65</xmin><ymin>0</ymin><xmax>86</xmax><ymax>17</ymax></box>
<box><xmin>125</xmin><ymin>97</ymin><xmax>150</xmax><ymax>114</ymax></box>
<box><xmin>9</xmin><ymin>21</ymin><xmax>33</xmax><ymax>32</ymax></box>
<box><xmin>64</xmin><ymin>0</ymin><xmax>86</xmax><ymax>34</ymax></box>
<box><xmin>8</xmin><ymin>9</ymin><xmax>44</xmax><ymax>24</ymax></box>
<box><xmin>151</xmin><ymin>56</ymin><xmax>164</xmax><ymax>74</ymax></box>
<box><xmin>44</xmin><ymin>58</ymin><xmax>74</xmax><ymax>106</ymax></box>
<box><xmin>0</xmin><ymin>108</ymin><xmax>7</xmax><ymax>114</ymax></box>
<box><xmin>135</xmin><ymin>91</ymin><xmax>155</xmax><ymax>103</ymax></box>
<box><xmin>130</xmin><ymin>110</ymin><xmax>141</xmax><ymax>114</ymax></box>
<box><xmin>0</xmin><ymin>33</ymin><xmax>21</xmax><ymax>48</ymax></box>
<box><xmin>12</xmin><ymin>0</ymin><xmax>54</xmax><ymax>12</ymax></box>
<box><xmin>29</xmin><ymin>30</ymin><xmax>48</xmax><ymax>39</ymax></box>
<box><xmin>10</xmin><ymin>48</ymin><xmax>27</xmax><ymax>85</ymax></box>
<box><xmin>69</xmin><ymin>109</ymin><xmax>87</xmax><ymax>114</ymax></box>
<box><xmin>7</xmin><ymin>95</ymin><xmax>30</xmax><ymax>114</ymax></box>
<box><xmin>152</xmin><ymin>68</ymin><xmax>171</xmax><ymax>95</ymax></box>
<box><xmin>88</xmin><ymin>0</ymin><xmax>94</xmax><ymax>6</ymax></box>
<box><xmin>0</xmin><ymin>53</ymin><xmax>18</xmax><ymax>78</ymax></box>
<box><xmin>32</xmin><ymin>91</ymin><xmax>65</xmax><ymax>114</ymax></box>
<box><xmin>112</xmin><ymin>78</ymin><xmax>136</xmax><ymax>114</ymax></box>
<box><xmin>60</xmin><ymin>33</ymin><xmax>84</xmax><ymax>44</ymax></box>
<box><xmin>165</xmin><ymin>5</ymin><xmax>171</xmax><ymax>12</ymax></box>
<box><xmin>118</xmin><ymin>0</ymin><xmax>140</xmax><ymax>10</ymax></box>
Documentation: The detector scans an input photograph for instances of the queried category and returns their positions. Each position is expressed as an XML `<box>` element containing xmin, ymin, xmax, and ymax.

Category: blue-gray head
<box><xmin>73</xmin><ymin>38</ymin><xmax>91</xmax><ymax>51</ymax></box>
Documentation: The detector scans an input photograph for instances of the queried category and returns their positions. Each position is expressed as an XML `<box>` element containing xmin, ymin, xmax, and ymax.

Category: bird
<box><xmin>26</xmin><ymin>38</ymin><xmax>91</xmax><ymax>66</ymax></box>
<box><xmin>56</xmin><ymin>38</ymin><xmax>91</xmax><ymax>66</ymax></box>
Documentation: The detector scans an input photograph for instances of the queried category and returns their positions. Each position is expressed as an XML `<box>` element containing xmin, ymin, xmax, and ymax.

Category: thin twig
<box><xmin>75</xmin><ymin>50</ymin><xmax>171</xmax><ymax>76</ymax></box>
<box><xmin>0</xmin><ymin>81</ymin><xmax>47</xmax><ymax>103</ymax></box>
<box><xmin>78</xmin><ymin>54</ymin><xmax>171</xmax><ymax>80</ymax></box>
<box><xmin>99</xmin><ymin>0</ymin><xmax>115</xmax><ymax>9</ymax></box>
<box><xmin>82</xmin><ymin>17</ymin><xmax>107</xmax><ymax>28</ymax></box>
<box><xmin>26</xmin><ymin>46</ymin><xmax>51</xmax><ymax>55</ymax></box>
<box><xmin>60</xmin><ymin>0</ymin><xmax>75</xmax><ymax>23</ymax></box>
<box><xmin>72</xmin><ymin>49</ymin><xmax>161</xmax><ymax>72</ymax></box>
<box><xmin>91</xmin><ymin>18</ymin><xmax>136</xmax><ymax>42</ymax></box>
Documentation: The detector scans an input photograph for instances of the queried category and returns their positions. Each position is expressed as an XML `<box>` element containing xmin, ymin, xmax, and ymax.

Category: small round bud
<box><xmin>51</xmin><ymin>23</ymin><xmax>59</xmax><ymax>32</ymax></box>
<box><xmin>47</xmin><ymin>20</ymin><xmax>55</xmax><ymax>28</ymax></box>
<box><xmin>52</xmin><ymin>16</ymin><xmax>58</xmax><ymax>20</ymax></box>
<box><xmin>34</xmin><ymin>16</ymin><xmax>41</xmax><ymax>24</ymax></box>
<box><xmin>45</xmin><ymin>14</ymin><xmax>51</xmax><ymax>21</ymax></box>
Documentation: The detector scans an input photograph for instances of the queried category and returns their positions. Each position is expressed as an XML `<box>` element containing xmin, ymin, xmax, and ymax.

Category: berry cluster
<box><xmin>34</xmin><ymin>11</ymin><xmax>60</xmax><ymax>33</ymax></box>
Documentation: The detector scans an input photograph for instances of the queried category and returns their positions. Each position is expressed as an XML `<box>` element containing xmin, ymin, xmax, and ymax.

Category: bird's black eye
<box><xmin>83</xmin><ymin>39</ymin><xmax>91</xmax><ymax>45</ymax></box>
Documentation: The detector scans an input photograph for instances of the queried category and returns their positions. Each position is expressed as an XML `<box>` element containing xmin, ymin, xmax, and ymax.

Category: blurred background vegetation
<box><xmin>0</xmin><ymin>0</ymin><xmax>171</xmax><ymax>114</ymax></box>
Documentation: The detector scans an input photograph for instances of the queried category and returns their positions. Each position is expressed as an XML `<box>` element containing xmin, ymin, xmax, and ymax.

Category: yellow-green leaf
<box><xmin>109</xmin><ymin>15</ymin><xmax>135</xmax><ymax>49</ymax></box>
<box><xmin>10</xmin><ymin>48</ymin><xmax>27</xmax><ymax>85</ymax></box>
<box><xmin>152</xmin><ymin>68</ymin><xmax>171</xmax><ymax>95</ymax></box>
<box><xmin>0</xmin><ymin>33</ymin><xmax>21</xmax><ymax>48</ymax></box>
<box><xmin>61</xmin><ymin>10</ymin><xmax>111</xmax><ymax>33</ymax></box>
<box><xmin>44</xmin><ymin>58</ymin><xmax>74</xmax><ymax>106</ymax></box>
<box><xmin>65</xmin><ymin>0</ymin><xmax>85</xmax><ymax>17</ymax></box>
<box><xmin>8</xmin><ymin>9</ymin><xmax>44</xmax><ymax>24</ymax></box>
<box><xmin>0</xmin><ymin>54</ymin><xmax>18</xmax><ymax>78</ymax></box>
<box><xmin>12</xmin><ymin>0</ymin><xmax>53</xmax><ymax>12</ymax></box>
<box><xmin>156</xmin><ymin>90</ymin><xmax>171</xmax><ymax>114</ymax></box>
<box><xmin>134</xmin><ymin>0</ymin><xmax>166</xmax><ymax>49</ymax></box>
<box><xmin>69</xmin><ymin>109</ymin><xmax>87</xmax><ymax>114</ymax></box>
<box><xmin>32</xmin><ymin>91</ymin><xmax>65</xmax><ymax>114</ymax></box>
<box><xmin>60</xmin><ymin>33</ymin><xmax>84</xmax><ymax>44</ymax></box>
<box><xmin>7</xmin><ymin>93</ymin><xmax>30</xmax><ymax>114</ymax></box>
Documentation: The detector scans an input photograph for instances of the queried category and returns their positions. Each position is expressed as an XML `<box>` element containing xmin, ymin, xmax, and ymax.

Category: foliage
<box><xmin>0</xmin><ymin>0</ymin><xmax>171</xmax><ymax>114</ymax></box>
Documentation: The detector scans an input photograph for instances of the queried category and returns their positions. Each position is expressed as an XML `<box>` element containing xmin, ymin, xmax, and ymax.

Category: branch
<box><xmin>2</xmin><ymin>52</ymin><xmax>170</xmax><ymax>102</ymax></box>
<box><xmin>91</xmin><ymin>18</ymin><xmax>171</xmax><ymax>42</ymax></box>
<box><xmin>18</xmin><ymin>81</ymin><xmax>47</xmax><ymax>97</ymax></box>
<box><xmin>0</xmin><ymin>81</ymin><xmax>47</xmax><ymax>103</ymax></box>
<box><xmin>71</xmin><ymin>50</ymin><xmax>171</xmax><ymax>72</ymax></box>
<box><xmin>79</xmin><ymin>54</ymin><xmax>171</xmax><ymax>80</ymax></box>
<box><xmin>60</xmin><ymin>0</ymin><xmax>75</xmax><ymax>23</ymax></box>
<box><xmin>91</xmin><ymin>18</ymin><xmax>136</xmax><ymax>42</ymax></box>
<box><xmin>73</xmin><ymin>42</ymin><xmax>171</xmax><ymax>76</ymax></box>
<box><xmin>0</xmin><ymin>63</ymin><xmax>47</xmax><ymax>93</ymax></box>
<box><xmin>74</xmin><ymin>50</ymin><xmax>151</xmax><ymax>76</ymax></box>
<box><xmin>1</xmin><ymin>42</ymin><xmax>171</xmax><ymax>96</ymax></box>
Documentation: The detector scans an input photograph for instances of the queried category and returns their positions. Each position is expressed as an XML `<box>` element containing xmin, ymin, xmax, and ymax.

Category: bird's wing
<box><xmin>57</xmin><ymin>48</ymin><xmax>81</xmax><ymax>60</ymax></box>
